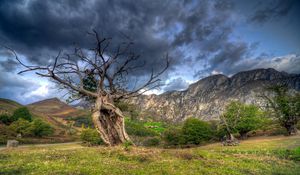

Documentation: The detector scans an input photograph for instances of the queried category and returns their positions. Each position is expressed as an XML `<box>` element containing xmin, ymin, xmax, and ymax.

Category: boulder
<box><xmin>6</xmin><ymin>140</ymin><xmax>19</xmax><ymax>148</ymax></box>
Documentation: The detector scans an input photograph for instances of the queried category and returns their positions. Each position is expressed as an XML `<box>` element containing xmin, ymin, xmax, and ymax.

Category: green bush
<box><xmin>66</xmin><ymin>115</ymin><xmax>93</xmax><ymax>128</ymax></box>
<box><xmin>9</xmin><ymin>118</ymin><xmax>31</xmax><ymax>136</ymax></box>
<box><xmin>182</xmin><ymin>118</ymin><xmax>213</xmax><ymax>145</ymax></box>
<box><xmin>125</xmin><ymin>120</ymin><xmax>158</xmax><ymax>137</ymax></box>
<box><xmin>80</xmin><ymin>128</ymin><xmax>103</xmax><ymax>146</ymax></box>
<box><xmin>27</xmin><ymin>119</ymin><xmax>54</xmax><ymax>137</ymax></box>
<box><xmin>9</xmin><ymin>118</ymin><xmax>53</xmax><ymax>137</ymax></box>
<box><xmin>162</xmin><ymin>127</ymin><xmax>184</xmax><ymax>146</ymax></box>
<box><xmin>115</xmin><ymin>101</ymin><xmax>140</xmax><ymax>120</ymax></box>
<box><xmin>0</xmin><ymin>114</ymin><xmax>12</xmax><ymax>125</ymax></box>
<box><xmin>143</xmin><ymin>122</ymin><xmax>166</xmax><ymax>134</ymax></box>
<box><xmin>11</xmin><ymin>107</ymin><xmax>32</xmax><ymax>122</ymax></box>
<box><xmin>143</xmin><ymin>137</ymin><xmax>161</xmax><ymax>147</ymax></box>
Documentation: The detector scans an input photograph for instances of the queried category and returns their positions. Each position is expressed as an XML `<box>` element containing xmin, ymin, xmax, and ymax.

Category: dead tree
<box><xmin>8</xmin><ymin>31</ymin><xmax>169</xmax><ymax>146</ymax></box>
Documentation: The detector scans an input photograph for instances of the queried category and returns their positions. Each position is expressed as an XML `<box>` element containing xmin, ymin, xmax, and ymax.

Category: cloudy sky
<box><xmin>0</xmin><ymin>0</ymin><xmax>299</xmax><ymax>104</ymax></box>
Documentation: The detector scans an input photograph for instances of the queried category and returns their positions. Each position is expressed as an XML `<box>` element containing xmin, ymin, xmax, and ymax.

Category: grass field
<box><xmin>0</xmin><ymin>135</ymin><xmax>299</xmax><ymax>175</ymax></box>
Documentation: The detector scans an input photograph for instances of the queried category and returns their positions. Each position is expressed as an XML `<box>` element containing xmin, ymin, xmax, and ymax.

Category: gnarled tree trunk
<box><xmin>92</xmin><ymin>97</ymin><xmax>131</xmax><ymax>146</ymax></box>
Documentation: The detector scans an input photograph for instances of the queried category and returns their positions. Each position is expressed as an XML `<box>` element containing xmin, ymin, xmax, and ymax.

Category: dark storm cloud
<box><xmin>209</xmin><ymin>42</ymin><xmax>250</xmax><ymax>72</ymax></box>
<box><xmin>0</xmin><ymin>0</ymin><xmax>239</xmax><ymax>77</ymax></box>
<box><xmin>1</xmin><ymin>0</ymin><xmax>297</xmax><ymax>95</ymax></box>
<box><xmin>249</xmin><ymin>0</ymin><xmax>295</xmax><ymax>24</ymax></box>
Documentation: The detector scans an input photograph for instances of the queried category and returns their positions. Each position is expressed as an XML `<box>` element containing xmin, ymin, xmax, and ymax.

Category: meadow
<box><xmin>1</xmin><ymin>135</ymin><xmax>299</xmax><ymax>175</ymax></box>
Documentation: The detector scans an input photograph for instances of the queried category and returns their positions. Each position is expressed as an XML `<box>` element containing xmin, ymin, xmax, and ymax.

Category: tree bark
<box><xmin>92</xmin><ymin>97</ymin><xmax>131</xmax><ymax>146</ymax></box>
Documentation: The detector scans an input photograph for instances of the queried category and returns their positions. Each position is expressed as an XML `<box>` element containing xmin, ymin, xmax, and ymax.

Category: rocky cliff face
<box><xmin>130</xmin><ymin>68</ymin><xmax>300</xmax><ymax>122</ymax></box>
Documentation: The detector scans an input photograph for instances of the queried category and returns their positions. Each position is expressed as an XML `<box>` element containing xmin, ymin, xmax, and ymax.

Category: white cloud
<box><xmin>211</xmin><ymin>70</ymin><xmax>223</xmax><ymax>75</ymax></box>
<box><xmin>228</xmin><ymin>54</ymin><xmax>300</xmax><ymax>75</ymax></box>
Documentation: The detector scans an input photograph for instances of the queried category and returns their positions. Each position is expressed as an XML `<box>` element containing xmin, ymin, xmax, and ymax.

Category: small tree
<box><xmin>0</xmin><ymin>114</ymin><xmax>12</xmax><ymax>125</ymax></box>
<box><xmin>221</xmin><ymin>101</ymin><xmax>265</xmax><ymax>139</ymax></box>
<box><xmin>9</xmin><ymin>118</ymin><xmax>31</xmax><ymax>136</ymax></box>
<box><xmin>181</xmin><ymin>118</ymin><xmax>213</xmax><ymax>145</ymax></box>
<box><xmin>262</xmin><ymin>86</ymin><xmax>300</xmax><ymax>135</ymax></box>
<box><xmin>11</xmin><ymin>107</ymin><xmax>32</xmax><ymax>122</ymax></box>
<box><xmin>27</xmin><ymin>119</ymin><xmax>54</xmax><ymax>137</ymax></box>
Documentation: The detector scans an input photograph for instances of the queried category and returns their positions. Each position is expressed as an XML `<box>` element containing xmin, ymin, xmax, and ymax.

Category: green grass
<box><xmin>0</xmin><ymin>135</ymin><xmax>300</xmax><ymax>175</ymax></box>
<box><xmin>143</xmin><ymin>121</ymin><xmax>166</xmax><ymax>134</ymax></box>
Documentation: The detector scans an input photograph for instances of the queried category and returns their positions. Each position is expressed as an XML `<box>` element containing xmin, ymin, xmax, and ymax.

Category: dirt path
<box><xmin>0</xmin><ymin>141</ymin><xmax>82</xmax><ymax>151</ymax></box>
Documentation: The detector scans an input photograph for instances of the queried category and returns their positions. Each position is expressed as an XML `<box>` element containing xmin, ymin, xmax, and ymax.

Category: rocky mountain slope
<box><xmin>130</xmin><ymin>68</ymin><xmax>300</xmax><ymax>122</ymax></box>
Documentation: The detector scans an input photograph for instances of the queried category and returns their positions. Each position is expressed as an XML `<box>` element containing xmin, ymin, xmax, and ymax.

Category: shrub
<box><xmin>0</xmin><ymin>114</ymin><xmax>12</xmax><ymax>125</ymax></box>
<box><xmin>143</xmin><ymin>137</ymin><xmax>161</xmax><ymax>147</ymax></box>
<box><xmin>115</xmin><ymin>101</ymin><xmax>140</xmax><ymax>120</ymax></box>
<box><xmin>162</xmin><ymin>127</ymin><xmax>184</xmax><ymax>146</ymax></box>
<box><xmin>9</xmin><ymin>118</ymin><xmax>31</xmax><ymax>136</ymax></box>
<box><xmin>27</xmin><ymin>119</ymin><xmax>54</xmax><ymax>137</ymax></box>
<box><xmin>9</xmin><ymin>118</ymin><xmax>53</xmax><ymax>137</ymax></box>
<box><xmin>11</xmin><ymin>107</ymin><xmax>32</xmax><ymax>122</ymax></box>
<box><xmin>125</xmin><ymin>120</ymin><xmax>158</xmax><ymax>137</ymax></box>
<box><xmin>144</xmin><ymin>122</ymin><xmax>166</xmax><ymax>134</ymax></box>
<box><xmin>182</xmin><ymin>118</ymin><xmax>213</xmax><ymax>145</ymax></box>
<box><xmin>80</xmin><ymin>128</ymin><xmax>103</xmax><ymax>146</ymax></box>
<box><xmin>66</xmin><ymin>116</ymin><xmax>93</xmax><ymax>128</ymax></box>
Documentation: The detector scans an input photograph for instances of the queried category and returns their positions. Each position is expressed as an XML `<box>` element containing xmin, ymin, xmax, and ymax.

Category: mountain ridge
<box><xmin>129</xmin><ymin>68</ymin><xmax>300</xmax><ymax>122</ymax></box>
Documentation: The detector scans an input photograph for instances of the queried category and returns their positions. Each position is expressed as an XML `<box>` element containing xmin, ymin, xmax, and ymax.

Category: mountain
<box><xmin>27</xmin><ymin>98</ymin><xmax>86</xmax><ymax>118</ymax></box>
<box><xmin>0</xmin><ymin>98</ymin><xmax>88</xmax><ymax>135</ymax></box>
<box><xmin>0</xmin><ymin>98</ymin><xmax>22</xmax><ymax>115</ymax></box>
<box><xmin>129</xmin><ymin>68</ymin><xmax>300</xmax><ymax>122</ymax></box>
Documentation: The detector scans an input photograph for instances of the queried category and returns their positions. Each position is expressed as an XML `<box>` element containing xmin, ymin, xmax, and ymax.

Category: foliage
<box><xmin>27</xmin><ymin>119</ymin><xmax>54</xmax><ymax>137</ymax></box>
<box><xmin>66</xmin><ymin>115</ymin><xmax>93</xmax><ymax>128</ymax></box>
<box><xmin>115</xmin><ymin>101</ymin><xmax>140</xmax><ymax>120</ymax></box>
<box><xmin>125</xmin><ymin>119</ymin><xmax>158</xmax><ymax>137</ymax></box>
<box><xmin>142</xmin><ymin>137</ymin><xmax>161</xmax><ymax>147</ymax></box>
<box><xmin>123</xmin><ymin>140</ymin><xmax>133</xmax><ymax>151</ymax></box>
<box><xmin>8</xmin><ymin>118</ymin><xmax>31</xmax><ymax>136</ymax></box>
<box><xmin>0</xmin><ymin>114</ymin><xmax>12</xmax><ymax>125</ymax></box>
<box><xmin>181</xmin><ymin>118</ymin><xmax>213</xmax><ymax>145</ymax></box>
<box><xmin>80</xmin><ymin>128</ymin><xmax>103</xmax><ymax>146</ymax></box>
<box><xmin>11</xmin><ymin>107</ymin><xmax>32</xmax><ymax>122</ymax></box>
<box><xmin>264</xmin><ymin>86</ymin><xmax>300</xmax><ymax>135</ymax></box>
<box><xmin>143</xmin><ymin>122</ymin><xmax>166</xmax><ymax>134</ymax></box>
<box><xmin>221</xmin><ymin>101</ymin><xmax>266</xmax><ymax>138</ymax></box>
<box><xmin>6</xmin><ymin>118</ymin><xmax>53</xmax><ymax>138</ymax></box>
<box><xmin>162</xmin><ymin>126</ymin><xmax>184</xmax><ymax>146</ymax></box>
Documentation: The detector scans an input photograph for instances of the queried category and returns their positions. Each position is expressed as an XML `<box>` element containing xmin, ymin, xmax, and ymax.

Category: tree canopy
<box><xmin>221</xmin><ymin>101</ymin><xmax>265</xmax><ymax>139</ymax></box>
<box><xmin>263</xmin><ymin>85</ymin><xmax>300</xmax><ymax>135</ymax></box>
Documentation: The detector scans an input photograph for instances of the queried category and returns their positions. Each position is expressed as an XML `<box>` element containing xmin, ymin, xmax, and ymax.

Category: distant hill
<box><xmin>130</xmin><ymin>68</ymin><xmax>300</xmax><ymax>122</ymax></box>
<box><xmin>27</xmin><ymin>98</ymin><xmax>86</xmax><ymax>118</ymax></box>
<box><xmin>0</xmin><ymin>98</ymin><xmax>22</xmax><ymax>115</ymax></box>
<box><xmin>0</xmin><ymin>97</ymin><xmax>89</xmax><ymax>136</ymax></box>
